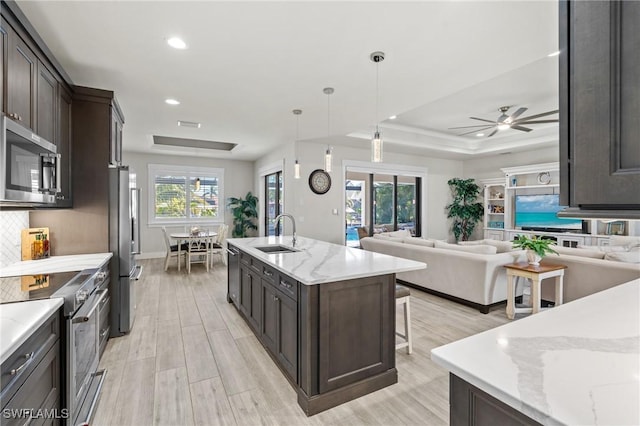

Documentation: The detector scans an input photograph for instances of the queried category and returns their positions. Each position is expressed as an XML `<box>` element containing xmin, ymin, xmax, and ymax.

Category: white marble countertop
<box><xmin>227</xmin><ymin>236</ymin><xmax>426</xmax><ymax>285</ymax></box>
<box><xmin>0</xmin><ymin>253</ymin><xmax>113</xmax><ymax>278</ymax></box>
<box><xmin>431</xmin><ymin>279</ymin><xmax>640</xmax><ymax>426</ymax></box>
<box><xmin>0</xmin><ymin>298</ymin><xmax>63</xmax><ymax>363</ymax></box>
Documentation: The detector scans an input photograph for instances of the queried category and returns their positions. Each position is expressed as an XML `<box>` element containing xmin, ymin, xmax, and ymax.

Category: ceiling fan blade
<box><xmin>511</xmin><ymin>125</ymin><xmax>533</xmax><ymax>132</ymax></box>
<box><xmin>517</xmin><ymin>109</ymin><xmax>559</xmax><ymax>122</ymax></box>
<box><xmin>457</xmin><ymin>126</ymin><xmax>494</xmax><ymax>136</ymax></box>
<box><xmin>509</xmin><ymin>107</ymin><xmax>528</xmax><ymax>120</ymax></box>
<box><xmin>469</xmin><ymin>117</ymin><xmax>497</xmax><ymax>124</ymax></box>
<box><xmin>487</xmin><ymin>128</ymin><xmax>499</xmax><ymax>137</ymax></box>
<box><xmin>448</xmin><ymin>124</ymin><xmax>495</xmax><ymax>130</ymax></box>
<box><xmin>516</xmin><ymin>119</ymin><xmax>559</xmax><ymax>124</ymax></box>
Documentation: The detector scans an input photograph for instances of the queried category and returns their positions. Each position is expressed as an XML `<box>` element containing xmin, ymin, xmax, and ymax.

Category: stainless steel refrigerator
<box><xmin>109</xmin><ymin>165</ymin><xmax>142</xmax><ymax>336</ymax></box>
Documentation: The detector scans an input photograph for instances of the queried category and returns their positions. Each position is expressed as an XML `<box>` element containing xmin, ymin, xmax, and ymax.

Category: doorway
<box><xmin>265</xmin><ymin>171</ymin><xmax>283</xmax><ymax>236</ymax></box>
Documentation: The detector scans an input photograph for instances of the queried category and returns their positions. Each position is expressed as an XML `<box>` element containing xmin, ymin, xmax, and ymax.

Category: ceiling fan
<box><xmin>449</xmin><ymin>106</ymin><xmax>559</xmax><ymax>137</ymax></box>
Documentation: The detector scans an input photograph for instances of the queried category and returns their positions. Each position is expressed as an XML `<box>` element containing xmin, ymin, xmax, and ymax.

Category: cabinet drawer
<box><xmin>1</xmin><ymin>340</ymin><xmax>61</xmax><ymax>425</ymax></box>
<box><xmin>260</xmin><ymin>263</ymin><xmax>276</xmax><ymax>285</ymax></box>
<box><xmin>240</xmin><ymin>252</ymin><xmax>261</xmax><ymax>272</ymax></box>
<box><xmin>99</xmin><ymin>294</ymin><xmax>110</xmax><ymax>331</ymax></box>
<box><xmin>1</xmin><ymin>312</ymin><xmax>59</xmax><ymax>400</ymax></box>
<box><xmin>276</xmin><ymin>273</ymin><xmax>298</xmax><ymax>301</ymax></box>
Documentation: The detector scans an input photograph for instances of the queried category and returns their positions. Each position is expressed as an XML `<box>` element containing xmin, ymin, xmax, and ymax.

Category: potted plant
<box><xmin>445</xmin><ymin>178</ymin><xmax>484</xmax><ymax>241</ymax></box>
<box><xmin>227</xmin><ymin>192</ymin><xmax>259</xmax><ymax>238</ymax></box>
<box><xmin>512</xmin><ymin>234</ymin><xmax>559</xmax><ymax>265</ymax></box>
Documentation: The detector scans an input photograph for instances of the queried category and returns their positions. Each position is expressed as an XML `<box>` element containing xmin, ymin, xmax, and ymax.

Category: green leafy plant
<box><xmin>512</xmin><ymin>234</ymin><xmax>559</xmax><ymax>257</ymax></box>
<box><xmin>227</xmin><ymin>192</ymin><xmax>259</xmax><ymax>238</ymax></box>
<box><xmin>445</xmin><ymin>178</ymin><xmax>484</xmax><ymax>241</ymax></box>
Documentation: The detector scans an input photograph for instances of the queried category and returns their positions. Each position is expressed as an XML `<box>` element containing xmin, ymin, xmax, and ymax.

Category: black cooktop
<box><xmin>0</xmin><ymin>270</ymin><xmax>81</xmax><ymax>304</ymax></box>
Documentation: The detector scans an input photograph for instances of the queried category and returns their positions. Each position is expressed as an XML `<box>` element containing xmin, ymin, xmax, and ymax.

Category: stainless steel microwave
<box><xmin>0</xmin><ymin>115</ymin><xmax>60</xmax><ymax>205</ymax></box>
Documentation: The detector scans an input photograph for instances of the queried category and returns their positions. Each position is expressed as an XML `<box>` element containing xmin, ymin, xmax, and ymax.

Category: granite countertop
<box><xmin>227</xmin><ymin>236</ymin><xmax>426</xmax><ymax>285</ymax></box>
<box><xmin>0</xmin><ymin>253</ymin><xmax>113</xmax><ymax>278</ymax></box>
<box><xmin>0</xmin><ymin>298</ymin><xmax>63</xmax><ymax>363</ymax></box>
<box><xmin>431</xmin><ymin>279</ymin><xmax>640</xmax><ymax>426</ymax></box>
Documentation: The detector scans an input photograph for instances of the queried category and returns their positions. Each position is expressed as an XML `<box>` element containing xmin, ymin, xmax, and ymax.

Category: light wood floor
<box><xmin>93</xmin><ymin>258</ymin><xmax>510</xmax><ymax>426</ymax></box>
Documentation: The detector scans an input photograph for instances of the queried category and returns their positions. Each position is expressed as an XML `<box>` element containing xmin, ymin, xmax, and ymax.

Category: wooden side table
<box><xmin>503</xmin><ymin>262</ymin><xmax>567</xmax><ymax>319</ymax></box>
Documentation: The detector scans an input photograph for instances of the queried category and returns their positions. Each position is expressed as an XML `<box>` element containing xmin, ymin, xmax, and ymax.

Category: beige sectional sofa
<box><xmin>360</xmin><ymin>236</ymin><xmax>526</xmax><ymax>313</ymax></box>
<box><xmin>362</xmin><ymin>233</ymin><xmax>640</xmax><ymax>313</ymax></box>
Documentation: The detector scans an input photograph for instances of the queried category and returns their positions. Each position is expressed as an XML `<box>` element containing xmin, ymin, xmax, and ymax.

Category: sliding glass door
<box><xmin>265</xmin><ymin>171</ymin><xmax>283</xmax><ymax>236</ymax></box>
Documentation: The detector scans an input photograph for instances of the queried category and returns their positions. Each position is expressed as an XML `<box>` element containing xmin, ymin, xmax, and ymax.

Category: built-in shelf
<box><xmin>508</xmin><ymin>184</ymin><xmax>560</xmax><ymax>190</ymax></box>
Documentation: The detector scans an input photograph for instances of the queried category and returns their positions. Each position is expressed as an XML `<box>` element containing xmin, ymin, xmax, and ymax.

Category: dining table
<box><xmin>169</xmin><ymin>231</ymin><xmax>218</xmax><ymax>272</ymax></box>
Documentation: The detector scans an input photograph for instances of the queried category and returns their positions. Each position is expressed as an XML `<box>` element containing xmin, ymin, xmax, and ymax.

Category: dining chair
<box><xmin>187</xmin><ymin>229</ymin><xmax>213</xmax><ymax>274</ymax></box>
<box><xmin>162</xmin><ymin>227</ymin><xmax>187</xmax><ymax>271</ymax></box>
<box><xmin>210</xmin><ymin>224</ymin><xmax>229</xmax><ymax>267</ymax></box>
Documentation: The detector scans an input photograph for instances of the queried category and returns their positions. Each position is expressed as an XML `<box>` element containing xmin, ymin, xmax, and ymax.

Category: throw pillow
<box><xmin>385</xmin><ymin>229</ymin><xmax>412</xmax><ymax>238</ymax></box>
<box><xmin>434</xmin><ymin>241</ymin><xmax>498</xmax><ymax>254</ymax></box>
<box><xmin>373</xmin><ymin>234</ymin><xmax>404</xmax><ymax>243</ymax></box>
<box><xmin>609</xmin><ymin>235</ymin><xmax>640</xmax><ymax>248</ymax></box>
<box><xmin>555</xmin><ymin>245</ymin><xmax>606</xmax><ymax>259</ymax></box>
<box><xmin>459</xmin><ymin>239</ymin><xmax>513</xmax><ymax>253</ymax></box>
<box><xmin>576</xmin><ymin>244</ymin><xmax>628</xmax><ymax>253</ymax></box>
<box><xmin>604</xmin><ymin>249</ymin><xmax>640</xmax><ymax>263</ymax></box>
<box><xmin>402</xmin><ymin>238</ymin><xmax>435</xmax><ymax>248</ymax></box>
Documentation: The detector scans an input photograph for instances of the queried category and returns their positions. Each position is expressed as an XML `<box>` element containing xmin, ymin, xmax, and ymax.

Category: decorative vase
<box><xmin>526</xmin><ymin>250</ymin><xmax>542</xmax><ymax>266</ymax></box>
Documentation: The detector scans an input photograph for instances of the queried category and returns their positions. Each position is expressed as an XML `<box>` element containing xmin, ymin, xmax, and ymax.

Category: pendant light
<box><xmin>293</xmin><ymin>109</ymin><xmax>302</xmax><ymax>179</ymax></box>
<box><xmin>195</xmin><ymin>178</ymin><xmax>201</xmax><ymax>191</ymax></box>
<box><xmin>370</xmin><ymin>51</ymin><xmax>385</xmax><ymax>163</ymax></box>
<box><xmin>323</xmin><ymin>87</ymin><xmax>334</xmax><ymax>173</ymax></box>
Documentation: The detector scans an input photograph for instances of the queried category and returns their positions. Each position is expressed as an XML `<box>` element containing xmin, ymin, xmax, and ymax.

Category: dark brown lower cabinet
<box><xmin>228</xmin><ymin>243</ymin><xmax>397</xmax><ymax>416</ymax></box>
<box><xmin>450</xmin><ymin>374</ymin><xmax>541</xmax><ymax>426</ymax></box>
<box><xmin>1</xmin><ymin>310</ymin><xmax>62</xmax><ymax>426</ymax></box>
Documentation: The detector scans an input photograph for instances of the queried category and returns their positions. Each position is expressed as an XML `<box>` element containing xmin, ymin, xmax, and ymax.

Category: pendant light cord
<box><xmin>375</xmin><ymin>59</ymin><xmax>380</xmax><ymax>133</ymax></box>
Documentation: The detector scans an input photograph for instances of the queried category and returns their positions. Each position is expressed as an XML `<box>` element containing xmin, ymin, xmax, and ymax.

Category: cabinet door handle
<box><xmin>273</xmin><ymin>295</ymin><xmax>279</xmax><ymax>302</ymax></box>
<box><xmin>263</xmin><ymin>270</ymin><xmax>273</xmax><ymax>277</ymax></box>
<box><xmin>280</xmin><ymin>280</ymin><xmax>292</xmax><ymax>289</ymax></box>
<box><xmin>100</xmin><ymin>328</ymin><xmax>110</xmax><ymax>339</ymax></box>
<box><xmin>10</xmin><ymin>352</ymin><xmax>35</xmax><ymax>375</ymax></box>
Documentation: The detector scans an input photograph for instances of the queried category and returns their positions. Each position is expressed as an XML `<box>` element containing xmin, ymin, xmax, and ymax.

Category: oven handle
<box><xmin>76</xmin><ymin>369</ymin><xmax>107</xmax><ymax>426</ymax></box>
<box><xmin>72</xmin><ymin>290</ymin><xmax>108</xmax><ymax>324</ymax></box>
<box><xmin>130</xmin><ymin>264</ymin><xmax>143</xmax><ymax>281</ymax></box>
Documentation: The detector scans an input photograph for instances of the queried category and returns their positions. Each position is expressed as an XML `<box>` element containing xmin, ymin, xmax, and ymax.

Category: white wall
<box><xmin>463</xmin><ymin>145</ymin><xmax>559</xmax><ymax>180</ymax></box>
<box><xmin>123</xmin><ymin>151</ymin><xmax>254</xmax><ymax>258</ymax></box>
<box><xmin>254</xmin><ymin>140</ymin><xmax>464</xmax><ymax>244</ymax></box>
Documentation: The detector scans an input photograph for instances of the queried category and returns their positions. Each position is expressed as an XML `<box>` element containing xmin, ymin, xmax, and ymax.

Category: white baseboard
<box><xmin>136</xmin><ymin>251</ymin><xmax>165</xmax><ymax>260</ymax></box>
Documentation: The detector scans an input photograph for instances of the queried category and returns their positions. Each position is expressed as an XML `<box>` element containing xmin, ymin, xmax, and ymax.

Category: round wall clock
<box><xmin>537</xmin><ymin>172</ymin><xmax>552</xmax><ymax>185</ymax></box>
<box><xmin>308</xmin><ymin>169</ymin><xmax>332</xmax><ymax>194</ymax></box>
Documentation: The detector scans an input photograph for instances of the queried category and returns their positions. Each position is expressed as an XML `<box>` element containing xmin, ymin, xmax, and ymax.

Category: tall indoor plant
<box><xmin>227</xmin><ymin>192</ymin><xmax>259</xmax><ymax>238</ymax></box>
<box><xmin>445</xmin><ymin>178</ymin><xmax>484</xmax><ymax>242</ymax></box>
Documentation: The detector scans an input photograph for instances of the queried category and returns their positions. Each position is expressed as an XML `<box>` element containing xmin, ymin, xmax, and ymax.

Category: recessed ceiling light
<box><xmin>548</xmin><ymin>50</ymin><xmax>560</xmax><ymax>57</ymax></box>
<box><xmin>389</xmin><ymin>115</ymin><xmax>397</xmax><ymax>120</ymax></box>
<box><xmin>476</xmin><ymin>133</ymin><xmax>485</xmax><ymax>137</ymax></box>
<box><xmin>165</xmin><ymin>98</ymin><xmax>180</xmax><ymax>105</ymax></box>
<box><xmin>167</xmin><ymin>37</ymin><xmax>187</xmax><ymax>49</ymax></box>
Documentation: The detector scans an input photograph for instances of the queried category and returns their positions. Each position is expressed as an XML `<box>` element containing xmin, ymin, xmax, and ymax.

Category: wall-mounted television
<box><xmin>515</xmin><ymin>194</ymin><xmax>583</xmax><ymax>231</ymax></box>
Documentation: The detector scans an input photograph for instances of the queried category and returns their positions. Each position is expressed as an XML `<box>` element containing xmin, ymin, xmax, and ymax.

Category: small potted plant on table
<box><xmin>512</xmin><ymin>235</ymin><xmax>558</xmax><ymax>266</ymax></box>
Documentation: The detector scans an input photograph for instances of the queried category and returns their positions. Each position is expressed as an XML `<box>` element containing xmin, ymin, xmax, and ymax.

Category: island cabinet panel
<box><xmin>317</xmin><ymin>276</ymin><xmax>394</xmax><ymax>393</ymax></box>
<box><xmin>560</xmin><ymin>0</ymin><xmax>640</xmax><ymax>210</ymax></box>
<box><xmin>226</xmin><ymin>245</ymin><xmax>240</xmax><ymax>308</ymax></box>
<box><xmin>450</xmin><ymin>374</ymin><xmax>541</xmax><ymax>426</ymax></box>
<box><xmin>229</xmin><ymin>245</ymin><xmax>398</xmax><ymax>416</ymax></box>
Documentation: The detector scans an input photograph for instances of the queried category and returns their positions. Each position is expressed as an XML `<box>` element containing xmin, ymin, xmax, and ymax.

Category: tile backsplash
<box><xmin>0</xmin><ymin>211</ymin><xmax>29</xmax><ymax>268</ymax></box>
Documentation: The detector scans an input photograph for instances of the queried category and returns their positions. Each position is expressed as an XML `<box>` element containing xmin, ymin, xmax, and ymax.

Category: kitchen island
<box><xmin>226</xmin><ymin>236</ymin><xmax>426</xmax><ymax>415</ymax></box>
<box><xmin>431</xmin><ymin>279</ymin><xmax>640</xmax><ymax>426</ymax></box>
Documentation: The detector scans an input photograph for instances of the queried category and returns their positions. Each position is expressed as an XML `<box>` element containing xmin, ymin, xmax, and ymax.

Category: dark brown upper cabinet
<box><xmin>55</xmin><ymin>84</ymin><xmax>72</xmax><ymax>207</ymax></box>
<box><xmin>4</xmin><ymin>17</ymin><xmax>37</xmax><ymax>130</ymax></box>
<box><xmin>110</xmin><ymin>106</ymin><xmax>123</xmax><ymax>165</ymax></box>
<box><xmin>36</xmin><ymin>59</ymin><xmax>56</xmax><ymax>143</ymax></box>
<box><xmin>1</xmin><ymin>22</ymin><xmax>6</xmax><ymax>113</ymax></box>
<box><xmin>559</xmin><ymin>0</ymin><xmax>640</xmax><ymax>218</ymax></box>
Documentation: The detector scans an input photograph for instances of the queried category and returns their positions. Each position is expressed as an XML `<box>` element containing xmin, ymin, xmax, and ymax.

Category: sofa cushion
<box><xmin>609</xmin><ymin>235</ymin><xmax>640</xmax><ymax>248</ymax></box>
<box><xmin>434</xmin><ymin>240</ymin><xmax>498</xmax><ymax>254</ymax></box>
<box><xmin>554</xmin><ymin>245</ymin><xmax>606</xmax><ymax>259</ymax></box>
<box><xmin>372</xmin><ymin>234</ymin><xmax>405</xmax><ymax>243</ymax></box>
<box><xmin>402</xmin><ymin>237</ymin><xmax>435</xmax><ymax>248</ymax></box>
<box><xmin>577</xmin><ymin>244</ymin><xmax>629</xmax><ymax>253</ymax></box>
<box><xmin>459</xmin><ymin>239</ymin><xmax>513</xmax><ymax>253</ymax></box>
<box><xmin>377</xmin><ymin>229</ymin><xmax>412</xmax><ymax>238</ymax></box>
<box><xmin>604</xmin><ymin>249</ymin><xmax>640</xmax><ymax>263</ymax></box>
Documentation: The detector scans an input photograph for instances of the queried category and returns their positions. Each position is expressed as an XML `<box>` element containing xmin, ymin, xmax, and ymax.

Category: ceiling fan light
<box><xmin>371</xmin><ymin>131</ymin><xmax>383</xmax><ymax>163</ymax></box>
<box><xmin>498</xmin><ymin>123</ymin><xmax>510</xmax><ymax>131</ymax></box>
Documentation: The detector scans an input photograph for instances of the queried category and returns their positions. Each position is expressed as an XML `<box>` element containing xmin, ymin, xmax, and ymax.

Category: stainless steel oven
<box><xmin>0</xmin><ymin>115</ymin><xmax>60</xmax><ymax>205</ymax></box>
<box><xmin>53</xmin><ymin>267</ymin><xmax>109</xmax><ymax>426</ymax></box>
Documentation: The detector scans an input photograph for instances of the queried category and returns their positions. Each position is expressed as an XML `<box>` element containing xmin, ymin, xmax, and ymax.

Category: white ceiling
<box><xmin>17</xmin><ymin>0</ymin><xmax>560</xmax><ymax>161</ymax></box>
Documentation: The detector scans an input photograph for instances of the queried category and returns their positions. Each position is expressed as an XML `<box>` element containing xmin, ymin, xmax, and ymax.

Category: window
<box><xmin>265</xmin><ymin>171</ymin><xmax>283</xmax><ymax>236</ymax></box>
<box><xmin>148</xmin><ymin>164</ymin><xmax>224</xmax><ymax>225</ymax></box>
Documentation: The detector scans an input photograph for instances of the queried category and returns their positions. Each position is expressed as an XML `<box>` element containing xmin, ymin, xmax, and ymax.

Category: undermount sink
<box><xmin>254</xmin><ymin>245</ymin><xmax>300</xmax><ymax>254</ymax></box>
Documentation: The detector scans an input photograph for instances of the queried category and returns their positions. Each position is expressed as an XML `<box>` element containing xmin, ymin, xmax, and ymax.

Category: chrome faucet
<box><xmin>274</xmin><ymin>213</ymin><xmax>297</xmax><ymax>247</ymax></box>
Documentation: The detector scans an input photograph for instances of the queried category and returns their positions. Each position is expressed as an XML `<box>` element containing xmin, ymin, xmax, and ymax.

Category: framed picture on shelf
<box><xmin>606</xmin><ymin>221</ymin><xmax>625</xmax><ymax>235</ymax></box>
